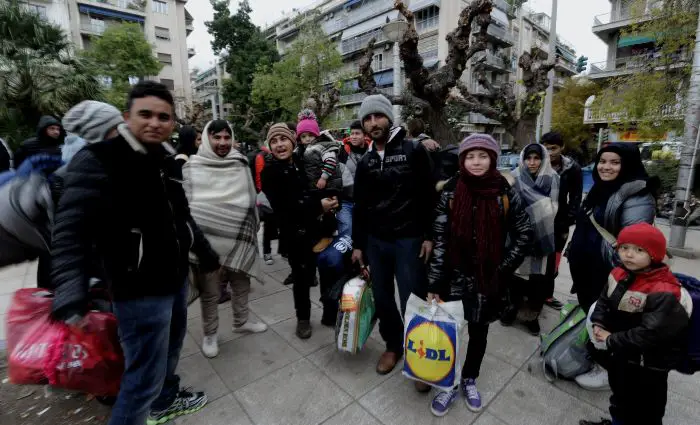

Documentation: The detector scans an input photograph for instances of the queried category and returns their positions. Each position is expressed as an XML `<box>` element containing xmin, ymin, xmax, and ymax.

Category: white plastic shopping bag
<box><xmin>402</xmin><ymin>293</ymin><xmax>466</xmax><ymax>391</ymax></box>
<box><xmin>586</xmin><ymin>301</ymin><xmax>608</xmax><ymax>350</ymax></box>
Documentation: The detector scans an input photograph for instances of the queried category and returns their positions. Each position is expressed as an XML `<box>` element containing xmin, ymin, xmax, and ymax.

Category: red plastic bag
<box><xmin>6</xmin><ymin>288</ymin><xmax>124</xmax><ymax>396</ymax></box>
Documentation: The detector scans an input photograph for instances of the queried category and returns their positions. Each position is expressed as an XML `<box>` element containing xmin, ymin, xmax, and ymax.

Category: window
<box><xmin>90</xmin><ymin>18</ymin><xmax>106</xmax><ymax>34</ymax></box>
<box><xmin>158</xmin><ymin>53</ymin><xmax>172</xmax><ymax>64</ymax></box>
<box><xmin>155</xmin><ymin>26</ymin><xmax>170</xmax><ymax>40</ymax></box>
<box><xmin>152</xmin><ymin>0</ymin><xmax>168</xmax><ymax>14</ymax></box>
<box><xmin>372</xmin><ymin>53</ymin><xmax>385</xmax><ymax>71</ymax></box>
<box><xmin>22</xmin><ymin>3</ymin><xmax>47</xmax><ymax>19</ymax></box>
<box><xmin>160</xmin><ymin>78</ymin><xmax>175</xmax><ymax>90</ymax></box>
<box><xmin>415</xmin><ymin>6</ymin><xmax>439</xmax><ymax>33</ymax></box>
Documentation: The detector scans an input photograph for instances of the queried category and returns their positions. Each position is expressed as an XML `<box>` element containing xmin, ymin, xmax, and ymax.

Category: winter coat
<box><xmin>14</xmin><ymin>116</ymin><xmax>66</xmax><ymax>167</ymax></box>
<box><xmin>554</xmin><ymin>155</ymin><xmax>583</xmax><ymax>248</ymax></box>
<box><xmin>352</xmin><ymin>127</ymin><xmax>435</xmax><ymax>250</ymax></box>
<box><xmin>568</xmin><ymin>179</ymin><xmax>656</xmax><ymax>306</ymax></box>
<box><xmin>427</xmin><ymin>177</ymin><xmax>534</xmax><ymax>324</ymax></box>
<box><xmin>591</xmin><ymin>265</ymin><xmax>692</xmax><ymax>370</ymax></box>
<box><xmin>50</xmin><ymin>125</ymin><xmax>219</xmax><ymax>319</ymax></box>
<box><xmin>261</xmin><ymin>152</ymin><xmax>324</xmax><ymax>252</ymax></box>
<box><xmin>0</xmin><ymin>137</ymin><xmax>11</xmax><ymax>172</ymax></box>
<box><xmin>339</xmin><ymin>141</ymin><xmax>369</xmax><ymax>180</ymax></box>
<box><xmin>298</xmin><ymin>133</ymin><xmax>343</xmax><ymax>193</ymax></box>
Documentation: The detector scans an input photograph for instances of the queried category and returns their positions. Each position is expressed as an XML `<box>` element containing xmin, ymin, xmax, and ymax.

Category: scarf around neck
<box><xmin>449</xmin><ymin>150</ymin><xmax>506</xmax><ymax>297</ymax></box>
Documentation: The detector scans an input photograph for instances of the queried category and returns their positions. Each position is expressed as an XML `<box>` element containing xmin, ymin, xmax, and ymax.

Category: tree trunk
<box><xmin>513</xmin><ymin>117</ymin><xmax>537</xmax><ymax>149</ymax></box>
<box><xmin>425</xmin><ymin>105</ymin><xmax>460</xmax><ymax>146</ymax></box>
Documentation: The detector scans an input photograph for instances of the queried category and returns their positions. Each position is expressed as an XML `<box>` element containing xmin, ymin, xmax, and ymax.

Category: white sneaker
<box><xmin>575</xmin><ymin>363</ymin><xmax>610</xmax><ymax>391</ymax></box>
<box><xmin>264</xmin><ymin>254</ymin><xmax>274</xmax><ymax>265</ymax></box>
<box><xmin>201</xmin><ymin>334</ymin><xmax>219</xmax><ymax>358</ymax></box>
<box><xmin>234</xmin><ymin>321</ymin><xmax>268</xmax><ymax>334</ymax></box>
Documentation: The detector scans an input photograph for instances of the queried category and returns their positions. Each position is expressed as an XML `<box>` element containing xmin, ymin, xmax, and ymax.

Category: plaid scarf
<box><xmin>512</xmin><ymin>144</ymin><xmax>560</xmax><ymax>276</ymax></box>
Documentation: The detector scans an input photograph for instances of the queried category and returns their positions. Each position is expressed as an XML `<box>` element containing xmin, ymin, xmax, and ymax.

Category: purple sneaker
<box><xmin>430</xmin><ymin>388</ymin><xmax>458</xmax><ymax>417</ymax></box>
<box><xmin>461</xmin><ymin>378</ymin><xmax>482</xmax><ymax>412</ymax></box>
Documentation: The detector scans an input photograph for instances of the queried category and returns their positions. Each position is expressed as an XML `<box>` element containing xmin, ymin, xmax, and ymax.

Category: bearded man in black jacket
<box><xmin>50</xmin><ymin>82</ymin><xmax>219</xmax><ymax>425</ymax></box>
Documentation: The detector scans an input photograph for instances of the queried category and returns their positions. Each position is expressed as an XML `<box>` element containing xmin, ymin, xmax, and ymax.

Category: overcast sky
<box><xmin>187</xmin><ymin>0</ymin><xmax>612</xmax><ymax>72</ymax></box>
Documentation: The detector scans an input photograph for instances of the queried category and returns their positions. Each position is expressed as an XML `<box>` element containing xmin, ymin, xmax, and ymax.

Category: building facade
<box><xmin>17</xmin><ymin>0</ymin><xmax>194</xmax><ymax>116</ymax></box>
<box><xmin>191</xmin><ymin>60</ymin><xmax>232</xmax><ymax>121</ymax></box>
<box><xmin>583</xmin><ymin>0</ymin><xmax>683</xmax><ymax>143</ymax></box>
<box><xmin>262</xmin><ymin>0</ymin><xmax>578</xmax><ymax>145</ymax></box>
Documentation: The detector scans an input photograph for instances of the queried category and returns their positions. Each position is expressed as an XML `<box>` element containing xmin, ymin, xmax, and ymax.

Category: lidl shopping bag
<box><xmin>336</xmin><ymin>276</ymin><xmax>376</xmax><ymax>354</ymax></box>
<box><xmin>402</xmin><ymin>294</ymin><xmax>466</xmax><ymax>391</ymax></box>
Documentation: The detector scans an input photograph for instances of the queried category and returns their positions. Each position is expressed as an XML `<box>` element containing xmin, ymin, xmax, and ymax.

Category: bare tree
<box><xmin>357</xmin><ymin>0</ymin><xmax>555</xmax><ymax>147</ymax></box>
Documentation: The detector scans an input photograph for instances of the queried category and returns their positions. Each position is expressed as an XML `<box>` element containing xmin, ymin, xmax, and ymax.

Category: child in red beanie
<box><xmin>580</xmin><ymin>223</ymin><xmax>692</xmax><ymax>425</ymax></box>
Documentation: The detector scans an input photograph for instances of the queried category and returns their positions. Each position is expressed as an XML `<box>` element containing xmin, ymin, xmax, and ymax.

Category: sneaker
<box><xmin>579</xmin><ymin>419</ymin><xmax>612</xmax><ymax>425</ymax></box>
<box><xmin>430</xmin><ymin>388</ymin><xmax>458</xmax><ymax>417</ymax></box>
<box><xmin>233</xmin><ymin>321</ymin><xmax>268</xmax><ymax>334</ymax></box>
<box><xmin>201</xmin><ymin>334</ymin><xmax>218</xmax><ymax>358</ymax></box>
<box><xmin>461</xmin><ymin>378</ymin><xmax>482</xmax><ymax>412</ymax></box>
<box><xmin>264</xmin><ymin>254</ymin><xmax>274</xmax><ymax>265</ymax></box>
<box><xmin>283</xmin><ymin>273</ymin><xmax>294</xmax><ymax>286</ymax></box>
<box><xmin>500</xmin><ymin>307</ymin><xmax>517</xmax><ymax>327</ymax></box>
<box><xmin>545</xmin><ymin>297</ymin><xmax>564</xmax><ymax>310</ymax></box>
<box><xmin>523</xmin><ymin>319</ymin><xmax>541</xmax><ymax>336</ymax></box>
<box><xmin>296</xmin><ymin>320</ymin><xmax>312</xmax><ymax>339</ymax></box>
<box><xmin>147</xmin><ymin>388</ymin><xmax>207</xmax><ymax>425</ymax></box>
<box><xmin>575</xmin><ymin>364</ymin><xmax>610</xmax><ymax>391</ymax></box>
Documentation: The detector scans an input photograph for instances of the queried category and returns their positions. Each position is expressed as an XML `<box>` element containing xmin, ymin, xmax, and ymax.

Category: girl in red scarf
<box><xmin>426</xmin><ymin>134</ymin><xmax>534</xmax><ymax>417</ymax></box>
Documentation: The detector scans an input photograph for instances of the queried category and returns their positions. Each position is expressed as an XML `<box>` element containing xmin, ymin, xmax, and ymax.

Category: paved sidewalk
<box><xmin>1</xmin><ymin>225</ymin><xmax>699</xmax><ymax>424</ymax></box>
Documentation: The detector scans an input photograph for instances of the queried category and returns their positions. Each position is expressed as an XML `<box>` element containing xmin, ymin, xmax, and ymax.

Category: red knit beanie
<box><xmin>616</xmin><ymin>223</ymin><xmax>667</xmax><ymax>262</ymax></box>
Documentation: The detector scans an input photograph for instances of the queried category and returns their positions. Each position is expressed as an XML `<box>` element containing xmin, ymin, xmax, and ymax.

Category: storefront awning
<box><xmin>78</xmin><ymin>5</ymin><xmax>144</xmax><ymax>23</ymax></box>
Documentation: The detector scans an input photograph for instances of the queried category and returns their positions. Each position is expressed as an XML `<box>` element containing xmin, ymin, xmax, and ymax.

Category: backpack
<box><xmin>673</xmin><ymin>273</ymin><xmax>700</xmax><ymax>374</ymax></box>
<box><xmin>539</xmin><ymin>302</ymin><xmax>593</xmax><ymax>381</ymax></box>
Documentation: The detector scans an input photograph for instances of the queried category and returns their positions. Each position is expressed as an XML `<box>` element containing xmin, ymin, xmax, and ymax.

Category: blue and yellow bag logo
<box><xmin>403</xmin><ymin>316</ymin><xmax>456</xmax><ymax>386</ymax></box>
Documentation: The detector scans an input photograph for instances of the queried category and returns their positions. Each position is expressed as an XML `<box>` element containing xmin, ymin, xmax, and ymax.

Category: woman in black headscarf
<box><xmin>173</xmin><ymin>126</ymin><xmax>202</xmax><ymax>178</ymax></box>
<box><xmin>567</xmin><ymin>143</ymin><xmax>657</xmax><ymax>390</ymax></box>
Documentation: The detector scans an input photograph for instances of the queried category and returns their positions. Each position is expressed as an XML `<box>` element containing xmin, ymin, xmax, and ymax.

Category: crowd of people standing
<box><xmin>1</xmin><ymin>80</ymin><xmax>691</xmax><ymax>425</ymax></box>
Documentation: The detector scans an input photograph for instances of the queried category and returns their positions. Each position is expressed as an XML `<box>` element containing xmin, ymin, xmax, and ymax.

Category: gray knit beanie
<box><xmin>358</xmin><ymin>94</ymin><xmax>394</xmax><ymax>124</ymax></box>
<box><xmin>458</xmin><ymin>133</ymin><xmax>501</xmax><ymax>157</ymax></box>
<box><xmin>62</xmin><ymin>100</ymin><xmax>124</xmax><ymax>144</ymax></box>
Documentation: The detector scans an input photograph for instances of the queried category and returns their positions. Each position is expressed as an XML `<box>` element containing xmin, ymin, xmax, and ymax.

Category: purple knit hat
<box><xmin>296</xmin><ymin>109</ymin><xmax>321</xmax><ymax>138</ymax></box>
<box><xmin>458</xmin><ymin>133</ymin><xmax>501</xmax><ymax>157</ymax></box>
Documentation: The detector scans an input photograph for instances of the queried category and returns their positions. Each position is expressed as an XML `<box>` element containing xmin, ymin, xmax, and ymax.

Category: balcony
<box><xmin>467</xmin><ymin>112</ymin><xmax>500</xmax><ymax>125</ymax></box>
<box><xmin>78</xmin><ymin>0</ymin><xmax>146</xmax><ymax>15</ymax></box>
<box><xmin>472</xmin><ymin>51</ymin><xmax>508</xmax><ymax>73</ymax></box>
<box><xmin>188</xmin><ymin>46</ymin><xmax>196</xmax><ymax>58</ymax></box>
<box><xmin>324</xmin><ymin>0</ymin><xmax>394</xmax><ymax>35</ymax></box>
<box><xmin>185</xmin><ymin>9</ymin><xmax>194</xmax><ymax>37</ymax></box>
<box><xmin>416</xmin><ymin>15</ymin><xmax>439</xmax><ymax>34</ymax></box>
<box><xmin>592</xmin><ymin>11</ymin><xmax>655</xmax><ymax>41</ymax></box>
<box><xmin>554</xmin><ymin>76</ymin><xmax>566</xmax><ymax>88</ymax></box>
<box><xmin>80</xmin><ymin>23</ymin><xmax>107</xmax><ymax>35</ymax></box>
<box><xmin>583</xmin><ymin>104</ymin><xmax>683</xmax><ymax>125</ymax></box>
<box><xmin>475</xmin><ymin>23</ymin><xmax>514</xmax><ymax>47</ymax></box>
<box><xmin>555</xmin><ymin>57</ymin><xmax>577</xmax><ymax>75</ymax></box>
<box><xmin>341</xmin><ymin>28</ymin><xmax>387</xmax><ymax>55</ymax></box>
<box><xmin>492</xmin><ymin>0</ymin><xmax>517</xmax><ymax>18</ymax></box>
<box><xmin>339</xmin><ymin>87</ymin><xmax>394</xmax><ymax>105</ymax></box>
<box><xmin>588</xmin><ymin>52</ymin><xmax>690</xmax><ymax>80</ymax></box>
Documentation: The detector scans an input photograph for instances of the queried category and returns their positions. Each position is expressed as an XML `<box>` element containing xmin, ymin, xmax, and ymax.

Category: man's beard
<box><xmin>369</xmin><ymin>125</ymin><xmax>390</xmax><ymax>141</ymax></box>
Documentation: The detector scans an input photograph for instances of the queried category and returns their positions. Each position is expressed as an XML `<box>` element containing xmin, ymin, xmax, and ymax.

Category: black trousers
<box><xmin>289</xmin><ymin>249</ymin><xmax>317</xmax><ymax>321</ymax></box>
<box><xmin>37</xmin><ymin>252</ymin><xmax>52</xmax><ymax>290</ymax></box>
<box><xmin>608</xmin><ymin>358</ymin><xmax>668</xmax><ymax>425</ymax></box>
<box><xmin>262</xmin><ymin>215</ymin><xmax>278</xmax><ymax>255</ymax></box>
<box><xmin>462</xmin><ymin>321</ymin><xmax>489</xmax><ymax>379</ymax></box>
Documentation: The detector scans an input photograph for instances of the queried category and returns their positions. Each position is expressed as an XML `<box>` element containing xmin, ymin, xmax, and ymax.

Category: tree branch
<box><xmin>394</xmin><ymin>1</ymin><xmax>430</xmax><ymax>98</ymax></box>
<box><xmin>358</xmin><ymin>38</ymin><xmax>378</xmax><ymax>94</ymax></box>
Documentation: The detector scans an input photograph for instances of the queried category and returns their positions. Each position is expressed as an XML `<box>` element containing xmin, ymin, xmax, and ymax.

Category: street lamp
<box><xmin>381</xmin><ymin>18</ymin><xmax>409</xmax><ymax>125</ymax></box>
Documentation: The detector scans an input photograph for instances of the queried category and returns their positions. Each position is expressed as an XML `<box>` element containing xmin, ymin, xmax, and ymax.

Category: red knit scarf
<box><xmin>449</xmin><ymin>152</ymin><xmax>506</xmax><ymax>297</ymax></box>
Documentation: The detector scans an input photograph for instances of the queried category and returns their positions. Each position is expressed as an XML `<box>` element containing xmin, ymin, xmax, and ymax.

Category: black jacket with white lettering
<box><xmin>352</xmin><ymin>127</ymin><xmax>434</xmax><ymax>250</ymax></box>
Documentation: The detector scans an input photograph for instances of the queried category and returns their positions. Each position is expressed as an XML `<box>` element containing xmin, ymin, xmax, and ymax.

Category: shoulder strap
<box><xmin>588</xmin><ymin>211</ymin><xmax>617</xmax><ymax>246</ymax></box>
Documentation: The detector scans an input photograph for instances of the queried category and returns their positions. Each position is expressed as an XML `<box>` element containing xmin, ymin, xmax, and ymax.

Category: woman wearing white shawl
<box><xmin>183</xmin><ymin>120</ymin><xmax>267</xmax><ymax>359</ymax></box>
<box><xmin>502</xmin><ymin>143</ymin><xmax>561</xmax><ymax>335</ymax></box>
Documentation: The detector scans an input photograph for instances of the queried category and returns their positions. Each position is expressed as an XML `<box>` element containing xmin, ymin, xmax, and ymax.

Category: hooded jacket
<box><xmin>14</xmin><ymin>116</ymin><xmax>66</xmax><ymax>167</ymax></box>
<box><xmin>50</xmin><ymin>124</ymin><xmax>219</xmax><ymax>319</ymax></box>
<box><xmin>591</xmin><ymin>265</ymin><xmax>692</xmax><ymax>370</ymax></box>
<box><xmin>554</xmin><ymin>155</ymin><xmax>583</xmax><ymax>249</ymax></box>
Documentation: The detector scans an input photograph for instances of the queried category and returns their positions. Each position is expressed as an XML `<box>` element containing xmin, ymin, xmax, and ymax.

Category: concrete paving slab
<box><xmin>485</xmin><ymin>322</ymin><xmax>540</xmax><ymax>368</ymax></box>
<box><xmin>320</xmin><ymin>402</ymin><xmax>382</xmax><ymax>425</ymax></box>
<box><xmin>187</xmin><ymin>309</ymin><xmax>264</xmax><ymax>347</ymax></box>
<box><xmin>665</xmin><ymin>390</ymin><xmax>700</xmax><ymax>425</ymax></box>
<box><xmin>249</xmin><ymin>290</ymin><xmax>300</xmax><ymax>325</ymax></box>
<box><xmin>0</xmin><ymin>263</ymin><xmax>29</xmax><ymax>281</ymax></box>
<box><xmin>234</xmin><ymin>358</ymin><xmax>353</xmax><ymax>425</ymax></box>
<box><xmin>472</xmin><ymin>412</ymin><xmax>509</xmax><ymax>425</ymax></box>
<box><xmin>180</xmin><ymin>332</ymin><xmax>200</xmax><ymax>359</ymax></box>
<box><xmin>248</xmin><ymin>273</ymin><xmax>290</xmax><ymax>301</ymax></box>
<box><xmin>669</xmin><ymin>371</ymin><xmax>700</xmax><ymax>403</ymax></box>
<box><xmin>208</xmin><ymin>330</ymin><xmax>302</xmax><ymax>392</ymax></box>
<box><xmin>0</xmin><ymin>293</ymin><xmax>11</xmax><ymax>316</ymax></box>
<box><xmin>270</xmin><ymin>308</ymin><xmax>334</xmax><ymax>356</ymax></box>
<box><xmin>176</xmin><ymin>352</ymin><xmax>229</xmax><ymax>403</ymax></box>
<box><xmin>0</xmin><ymin>276</ymin><xmax>24</xmax><ymax>296</ymax></box>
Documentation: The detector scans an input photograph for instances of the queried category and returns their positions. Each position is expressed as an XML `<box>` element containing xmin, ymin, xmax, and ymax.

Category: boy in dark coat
<box><xmin>581</xmin><ymin>223</ymin><xmax>692</xmax><ymax>425</ymax></box>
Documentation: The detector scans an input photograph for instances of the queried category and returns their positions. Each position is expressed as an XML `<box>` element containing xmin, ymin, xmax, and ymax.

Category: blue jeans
<box><xmin>108</xmin><ymin>281</ymin><xmax>187</xmax><ymax>425</ymax></box>
<box><xmin>317</xmin><ymin>234</ymin><xmax>352</xmax><ymax>319</ymax></box>
<box><xmin>365</xmin><ymin>236</ymin><xmax>427</xmax><ymax>353</ymax></box>
<box><xmin>336</xmin><ymin>201</ymin><xmax>353</xmax><ymax>237</ymax></box>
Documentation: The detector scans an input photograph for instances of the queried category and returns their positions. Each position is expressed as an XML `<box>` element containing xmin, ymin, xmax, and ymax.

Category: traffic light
<box><xmin>576</xmin><ymin>56</ymin><xmax>588</xmax><ymax>73</ymax></box>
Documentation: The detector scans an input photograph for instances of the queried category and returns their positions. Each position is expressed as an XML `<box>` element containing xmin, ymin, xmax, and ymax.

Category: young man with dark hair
<box><xmin>352</xmin><ymin>95</ymin><xmax>435</xmax><ymax>389</ymax></box>
<box><xmin>541</xmin><ymin>131</ymin><xmax>583</xmax><ymax>310</ymax></box>
<box><xmin>50</xmin><ymin>81</ymin><xmax>219</xmax><ymax>425</ymax></box>
<box><xmin>340</xmin><ymin>120</ymin><xmax>370</xmax><ymax>179</ymax></box>
<box><xmin>14</xmin><ymin>115</ymin><xmax>66</xmax><ymax>167</ymax></box>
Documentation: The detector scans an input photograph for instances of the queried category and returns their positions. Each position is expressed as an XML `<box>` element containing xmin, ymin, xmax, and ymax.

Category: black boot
<box><xmin>500</xmin><ymin>306</ymin><xmax>517</xmax><ymax>326</ymax></box>
<box><xmin>523</xmin><ymin>319</ymin><xmax>541</xmax><ymax>336</ymax></box>
<box><xmin>283</xmin><ymin>273</ymin><xmax>294</xmax><ymax>286</ymax></box>
<box><xmin>579</xmin><ymin>419</ymin><xmax>612</xmax><ymax>425</ymax></box>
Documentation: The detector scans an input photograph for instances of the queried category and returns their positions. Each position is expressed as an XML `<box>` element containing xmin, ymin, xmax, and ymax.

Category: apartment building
<box><xmin>191</xmin><ymin>60</ymin><xmax>233</xmax><ymax>121</ymax></box>
<box><xmin>17</xmin><ymin>0</ymin><xmax>194</xmax><ymax>117</ymax></box>
<box><xmin>583</xmin><ymin>0</ymin><xmax>682</xmax><ymax>143</ymax></box>
<box><xmin>263</xmin><ymin>0</ymin><xmax>577</xmax><ymax>144</ymax></box>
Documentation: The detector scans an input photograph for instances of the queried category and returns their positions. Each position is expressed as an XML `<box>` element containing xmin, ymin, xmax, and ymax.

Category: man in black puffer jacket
<box><xmin>50</xmin><ymin>82</ymin><xmax>219</xmax><ymax>425</ymax></box>
<box><xmin>14</xmin><ymin>115</ymin><xmax>66</xmax><ymax>167</ymax></box>
<box><xmin>351</xmin><ymin>95</ymin><xmax>435</xmax><ymax>383</ymax></box>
